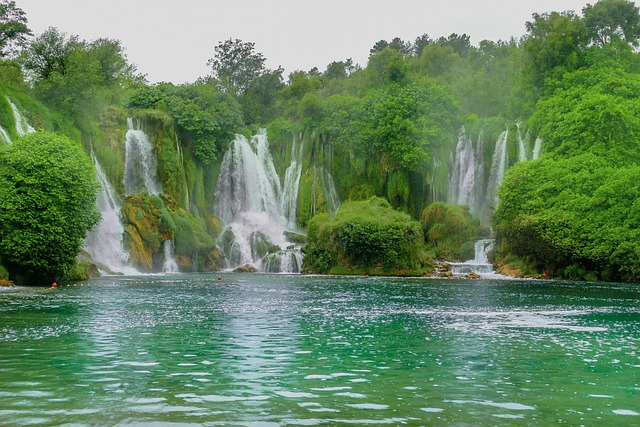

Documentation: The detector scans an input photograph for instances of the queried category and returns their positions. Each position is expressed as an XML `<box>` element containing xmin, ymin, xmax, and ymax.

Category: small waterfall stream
<box><xmin>449</xmin><ymin>239</ymin><xmax>495</xmax><ymax>275</ymax></box>
<box><xmin>162</xmin><ymin>240</ymin><xmax>179</xmax><ymax>273</ymax></box>
<box><xmin>0</xmin><ymin>126</ymin><xmax>10</xmax><ymax>144</ymax></box>
<box><xmin>8</xmin><ymin>98</ymin><xmax>35</xmax><ymax>136</ymax></box>
<box><xmin>84</xmin><ymin>157</ymin><xmax>138</xmax><ymax>275</ymax></box>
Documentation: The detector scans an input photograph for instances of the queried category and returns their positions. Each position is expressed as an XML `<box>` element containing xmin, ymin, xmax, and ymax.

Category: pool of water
<box><xmin>1</xmin><ymin>274</ymin><xmax>639</xmax><ymax>426</ymax></box>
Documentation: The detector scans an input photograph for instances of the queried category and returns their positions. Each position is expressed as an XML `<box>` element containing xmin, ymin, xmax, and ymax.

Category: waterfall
<box><xmin>516</xmin><ymin>123</ymin><xmax>531</xmax><ymax>162</ymax></box>
<box><xmin>0</xmin><ymin>125</ymin><xmax>10</xmax><ymax>144</ymax></box>
<box><xmin>214</xmin><ymin>129</ymin><xmax>305</xmax><ymax>273</ymax></box>
<box><xmin>532</xmin><ymin>137</ymin><xmax>542</xmax><ymax>160</ymax></box>
<box><xmin>84</xmin><ymin>156</ymin><xmax>138</xmax><ymax>275</ymax></box>
<box><xmin>162</xmin><ymin>240</ymin><xmax>180</xmax><ymax>273</ymax></box>
<box><xmin>124</xmin><ymin>118</ymin><xmax>161</xmax><ymax>195</ymax></box>
<box><xmin>447</xmin><ymin>128</ymin><xmax>485</xmax><ymax>219</ymax></box>
<box><xmin>485</xmin><ymin>129</ymin><xmax>508</xmax><ymax>216</ymax></box>
<box><xmin>282</xmin><ymin>136</ymin><xmax>304</xmax><ymax>230</ymax></box>
<box><xmin>449</xmin><ymin>239</ymin><xmax>495</xmax><ymax>275</ymax></box>
<box><xmin>320</xmin><ymin>167</ymin><xmax>340</xmax><ymax>215</ymax></box>
<box><xmin>8</xmin><ymin>98</ymin><xmax>35</xmax><ymax>136</ymax></box>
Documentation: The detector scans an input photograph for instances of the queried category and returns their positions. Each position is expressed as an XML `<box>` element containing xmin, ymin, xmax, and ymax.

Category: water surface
<box><xmin>1</xmin><ymin>274</ymin><xmax>639</xmax><ymax>426</ymax></box>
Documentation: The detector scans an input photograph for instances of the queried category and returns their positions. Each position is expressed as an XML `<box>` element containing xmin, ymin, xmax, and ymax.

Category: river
<box><xmin>1</xmin><ymin>274</ymin><xmax>639</xmax><ymax>426</ymax></box>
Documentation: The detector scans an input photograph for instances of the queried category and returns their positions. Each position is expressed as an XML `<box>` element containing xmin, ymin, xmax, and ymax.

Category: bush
<box><xmin>421</xmin><ymin>202</ymin><xmax>480</xmax><ymax>260</ymax></box>
<box><xmin>303</xmin><ymin>196</ymin><xmax>429</xmax><ymax>275</ymax></box>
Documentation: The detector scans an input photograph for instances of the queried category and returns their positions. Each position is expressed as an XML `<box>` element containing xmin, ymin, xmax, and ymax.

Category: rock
<box><xmin>233</xmin><ymin>264</ymin><xmax>258</xmax><ymax>273</ymax></box>
<box><xmin>496</xmin><ymin>264</ymin><xmax>522</xmax><ymax>278</ymax></box>
<box><xmin>465</xmin><ymin>272</ymin><xmax>481</xmax><ymax>279</ymax></box>
<box><xmin>0</xmin><ymin>278</ymin><xmax>14</xmax><ymax>287</ymax></box>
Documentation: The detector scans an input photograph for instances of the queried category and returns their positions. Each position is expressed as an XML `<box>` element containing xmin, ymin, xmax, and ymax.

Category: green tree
<box><xmin>0</xmin><ymin>0</ymin><xmax>30</xmax><ymax>58</ymax></box>
<box><xmin>207</xmin><ymin>38</ymin><xmax>268</xmax><ymax>98</ymax></box>
<box><xmin>530</xmin><ymin>66</ymin><xmax>640</xmax><ymax>164</ymax></box>
<box><xmin>522</xmin><ymin>11</ymin><xmax>588</xmax><ymax>89</ymax></box>
<box><xmin>583</xmin><ymin>0</ymin><xmax>640</xmax><ymax>47</ymax></box>
<box><xmin>0</xmin><ymin>132</ymin><xmax>100</xmax><ymax>284</ymax></box>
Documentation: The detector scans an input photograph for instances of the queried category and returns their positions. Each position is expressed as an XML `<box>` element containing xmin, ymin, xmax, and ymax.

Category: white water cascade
<box><xmin>214</xmin><ymin>129</ymin><xmax>305</xmax><ymax>273</ymax></box>
<box><xmin>0</xmin><ymin>125</ymin><xmax>10</xmax><ymax>144</ymax></box>
<box><xmin>447</xmin><ymin>127</ymin><xmax>485</xmax><ymax>219</ymax></box>
<box><xmin>283</xmin><ymin>136</ymin><xmax>304</xmax><ymax>230</ymax></box>
<box><xmin>84</xmin><ymin>157</ymin><xmax>138</xmax><ymax>275</ymax></box>
<box><xmin>8</xmin><ymin>98</ymin><xmax>35</xmax><ymax>136</ymax></box>
<box><xmin>162</xmin><ymin>240</ymin><xmax>180</xmax><ymax>273</ymax></box>
<box><xmin>124</xmin><ymin>118</ymin><xmax>161</xmax><ymax>195</ymax></box>
<box><xmin>516</xmin><ymin>123</ymin><xmax>531</xmax><ymax>162</ymax></box>
<box><xmin>532</xmin><ymin>137</ymin><xmax>543</xmax><ymax>160</ymax></box>
<box><xmin>484</xmin><ymin>129</ymin><xmax>508</xmax><ymax>220</ymax></box>
<box><xmin>449</xmin><ymin>239</ymin><xmax>496</xmax><ymax>276</ymax></box>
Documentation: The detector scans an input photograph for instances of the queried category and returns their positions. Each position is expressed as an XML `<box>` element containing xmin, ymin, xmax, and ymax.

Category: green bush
<box><xmin>421</xmin><ymin>202</ymin><xmax>480</xmax><ymax>260</ymax></box>
<box><xmin>303</xmin><ymin>196</ymin><xmax>429</xmax><ymax>276</ymax></box>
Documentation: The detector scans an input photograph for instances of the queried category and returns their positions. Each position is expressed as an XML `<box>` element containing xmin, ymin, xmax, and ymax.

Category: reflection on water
<box><xmin>1</xmin><ymin>275</ymin><xmax>639</xmax><ymax>425</ymax></box>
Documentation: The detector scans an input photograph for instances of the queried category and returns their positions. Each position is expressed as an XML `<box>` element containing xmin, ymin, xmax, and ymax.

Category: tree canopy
<box><xmin>0</xmin><ymin>132</ymin><xmax>100</xmax><ymax>284</ymax></box>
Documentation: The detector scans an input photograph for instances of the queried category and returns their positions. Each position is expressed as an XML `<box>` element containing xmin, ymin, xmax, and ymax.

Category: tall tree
<box><xmin>0</xmin><ymin>0</ymin><xmax>30</xmax><ymax>58</ymax></box>
<box><xmin>583</xmin><ymin>0</ymin><xmax>640</xmax><ymax>47</ymax></box>
<box><xmin>0</xmin><ymin>132</ymin><xmax>100</xmax><ymax>284</ymax></box>
<box><xmin>207</xmin><ymin>38</ymin><xmax>268</xmax><ymax>98</ymax></box>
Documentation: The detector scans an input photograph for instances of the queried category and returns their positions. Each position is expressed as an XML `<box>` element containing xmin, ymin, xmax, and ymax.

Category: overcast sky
<box><xmin>16</xmin><ymin>0</ymin><xmax>614</xmax><ymax>84</ymax></box>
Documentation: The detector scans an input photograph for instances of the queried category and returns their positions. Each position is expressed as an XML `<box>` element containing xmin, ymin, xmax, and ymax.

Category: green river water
<box><xmin>1</xmin><ymin>274</ymin><xmax>639</xmax><ymax>426</ymax></box>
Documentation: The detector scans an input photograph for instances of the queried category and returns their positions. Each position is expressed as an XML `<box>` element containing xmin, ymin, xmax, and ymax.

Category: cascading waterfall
<box><xmin>447</xmin><ymin>127</ymin><xmax>485</xmax><ymax>218</ymax></box>
<box><xmin>8</xmin><ymin>98</ymin><xmax>35</xmax><ymax>136</ymax></box>
<box><xmin>84</xmin><ymin>156</ymin><xmax>138</xmax><ymax>275</ymax></box>
<box><xmin>124</xmin><ymin>118</ymin><xmax>161</xmax><ymax>195</ymax></box>
<box><xmin>214</xmin><ymin>129</ymin><xmax>306</xmax><ymax>273</ymax></box>
<box><xmin>162</xmin><ymin>240</ymin><xmax>180</xmax><ymax>273</ymax></box>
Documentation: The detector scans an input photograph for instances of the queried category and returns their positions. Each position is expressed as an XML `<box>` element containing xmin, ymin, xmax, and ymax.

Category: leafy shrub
<box><xmin>304</xmin><ymin>197</ymin><xmax>429</xmax><ymax>275</ymax></box>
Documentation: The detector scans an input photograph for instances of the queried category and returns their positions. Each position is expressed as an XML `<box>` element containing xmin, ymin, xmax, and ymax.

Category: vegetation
<box><xmin>421</xmin><ymin>202</ymin><xmax>481</xmax><ymax>260</ymax></box>
<box><xmin>303</xmin><ymin>197</ymin><xmax>429</xmax><ymax>276</ymax></box>
<box><xmin>0</xmin><ymin>132</ymin><xmax>100</xmax><ymax>284</ymax></box>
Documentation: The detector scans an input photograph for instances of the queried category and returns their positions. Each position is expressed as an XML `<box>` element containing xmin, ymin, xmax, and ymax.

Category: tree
<box><xmin>207</xmin><ymin>38</ymin><xmax>268</xmax><ymax>98</ymax></box>
<box><xmin>530</xmin><ymin>66</ymin><xmax>640</xmax><ymax>164</ymax></box>
<box><xmin>522</xmin><ymin>11</ymin><xmax>588</xmax><ymax>89</ymax></box>
<box><xmin>583</xmin><ymin>0</ymin><xmax>640</xmax><ymax>47</ymax></box>
<box><xmin>19</xmin><ymin>27</ymin><xmax>77</xmax><ymax>81</ymax></box>
<box><xmin>0</xmin><ymin>132</ymin><xmax>100</xmax><ymax>284</ymax></box>
<box><xmin>0</xmin><ymin>0</ymin><xmax>31</xmax><ymax>58</ymax></box>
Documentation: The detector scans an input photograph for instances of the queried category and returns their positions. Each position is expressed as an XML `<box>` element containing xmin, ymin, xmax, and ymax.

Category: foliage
<box><xmin>19</xmin><ymin>27</ymin><xmax>140</xmax><ymax>131</ymax></box>
<box><xmin>303</xmin><ymin>197</ymin><xmax>429</xmax><ymax>275</ymax></box>
<box><xmin>129</xmin><ymin>82</ymin><xmax>243</xmax><ymax>164</ymax></box>
<box><xmin>583</xmin><ymin>0</ymin><xmax>640</xmax><ymax>47</ymax></box>
<box><xmin>207</xmin><ymin>38</ymin><xmax>270</xmax><ymax>98</ymax></box>
<box><xmin>0</xmin><ymin>0</ymin><xmax>30</xmax><ymax>58</ymax></box>
<box><xmin>421</xmin><ymin>202</ymin><xmax>481</xmax><ymax>260</ymax></box>
<box><xmin>494</xmin><ymin>154</ymin><xmax>640</xmax><ymax>282</ymax></box>
<box><xmin>0</xmin><ymin>132</ymin><xmax>100</xmax><ymax>284</ymax></box>
<box><xmin>530</xmin><ymin>65</ymin><xmax>640</xmax><ymax>164</ymax></box>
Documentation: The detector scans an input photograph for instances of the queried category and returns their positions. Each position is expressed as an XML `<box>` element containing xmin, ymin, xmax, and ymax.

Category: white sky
<box><xmin>15</xmin><ymin>0</ymin><xmax>612</xmax><ymax>84</ymax></box>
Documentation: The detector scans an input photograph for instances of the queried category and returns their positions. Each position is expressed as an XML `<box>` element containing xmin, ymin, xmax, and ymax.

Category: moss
<box><xmin>122</xmin><ymin>194</ymin><xmax>175</xmax><ymax>271</ymax></box>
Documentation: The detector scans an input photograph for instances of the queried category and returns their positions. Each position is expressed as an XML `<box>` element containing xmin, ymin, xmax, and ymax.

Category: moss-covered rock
<box><xmin>303</xmin><ymin>196</ymin><xmax>431</xmax><ymax>276</ymax></box>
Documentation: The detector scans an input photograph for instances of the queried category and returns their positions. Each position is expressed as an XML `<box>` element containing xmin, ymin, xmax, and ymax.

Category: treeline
<box><xmin>1</xmin><ymin>0</ymin><xmax>640</xmax><ymax>283</ymax></box>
